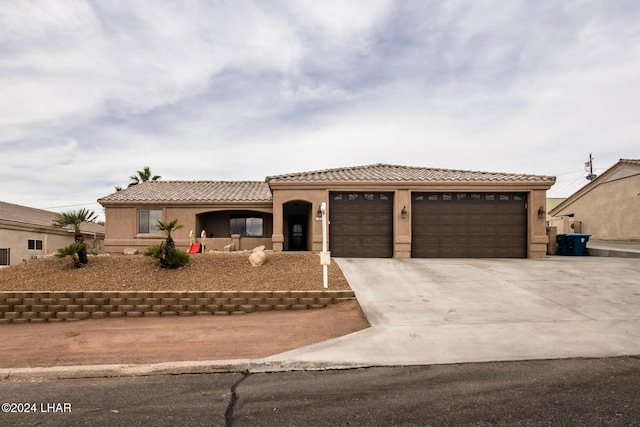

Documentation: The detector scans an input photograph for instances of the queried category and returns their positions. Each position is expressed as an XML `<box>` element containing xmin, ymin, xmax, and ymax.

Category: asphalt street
<box><xmin>2</xmin><ymin>357</ymin><xmax>639</xmax><ymax>426</ymax></box>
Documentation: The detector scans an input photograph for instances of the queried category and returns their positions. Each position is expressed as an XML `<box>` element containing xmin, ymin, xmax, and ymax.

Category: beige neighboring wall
<box><xmin>549</xmin><ymin>160</ymin><xmax>640</xmax><ymax>241</ymax></box>
<box><xmin>0</xmin><ymin>226</ymin><xmax>75</xmax><ymax>265</ymax></box>
<box><xmin>551</xmin><ymin>173</ymin><xmax>640</xmax><ymax>240</ymax></box>
<box><xmin>0</xmin><ymin>201</ymin><xmax>105</xmax><ymax>266</ymax></box>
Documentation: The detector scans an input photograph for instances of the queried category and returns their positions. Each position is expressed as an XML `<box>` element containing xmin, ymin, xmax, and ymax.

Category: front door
<box><xmin>288</xmin><ymin>215</ymin><xmax>307</xmax><ymax>250</ymax></box>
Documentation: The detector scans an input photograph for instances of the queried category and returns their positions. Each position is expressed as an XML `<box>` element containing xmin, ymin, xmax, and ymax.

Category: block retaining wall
<box><xmin>0</xmin><ymin>290</ymin><xmax>356</xmax><ymax>324</ymax></box>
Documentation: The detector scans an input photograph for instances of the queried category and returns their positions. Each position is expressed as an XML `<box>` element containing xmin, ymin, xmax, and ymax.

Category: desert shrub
<box><xmin>144</xmin><ymin>242</ymin><xmax>190</xmax><ymax>269</ymax></box>
<box><xmin>55</xmin><ymin>242</ymin><xmax>87</xmax><ymax>268</ymax></box>
<box><xmin>144</xmin><ymin>243</ymin><xmax>164</xmax><ymax>259</ymax></box>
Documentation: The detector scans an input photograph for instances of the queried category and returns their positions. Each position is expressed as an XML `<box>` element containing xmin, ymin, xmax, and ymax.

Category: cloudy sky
<box><xmin>1</xmin><ymin>0</ymin><xmax>638</xmax><ymax>219</ymax></box>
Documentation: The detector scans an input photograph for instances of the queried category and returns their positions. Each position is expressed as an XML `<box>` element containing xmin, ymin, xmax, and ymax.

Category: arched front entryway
<box><xmin>282</xmin><ymin>201</ymin><xmax>312</xmax><ymax>251</ymax></box>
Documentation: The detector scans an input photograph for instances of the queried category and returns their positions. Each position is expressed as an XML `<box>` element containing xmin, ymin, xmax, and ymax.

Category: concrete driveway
<box><xmin>254</xmin><ymin>257</ymin><xmax>640</xmax><ymax>370</ymax></box>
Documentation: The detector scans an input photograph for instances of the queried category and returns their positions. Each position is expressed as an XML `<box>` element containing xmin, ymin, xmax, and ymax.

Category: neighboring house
<box><xmin>0</xmin><ymin>201</ymin><xmax>105</xmax><ymax>266</ymax></box>
<box><xmin>549</xmin><ymin>159</ymin><xmax>640</xmax><ymax>240</ymax></box>
<box><xmin>545</xmin><ymin>198</ymin><xmax>567</xmax><ymax>218</ymax></box>
<box><xmin>98</xmin><ymin>164</ymin><xmax>556</xmax><ymax>258</ymax></box>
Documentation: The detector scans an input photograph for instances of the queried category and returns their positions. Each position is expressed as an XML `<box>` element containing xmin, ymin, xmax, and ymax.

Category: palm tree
<box><xmin>128</xmin><ymin>166</ymin><xmax>161</xmax><ymax>187</ymax></box>
<box><xmin>156</xmin><ymin>219</ymin><xmax>183</xmax><ymax>268</ymax></box>
<box><xmin>52</xmin><ymin>208</ymin><xmax>98</xmax><ymax>265</ymax></box>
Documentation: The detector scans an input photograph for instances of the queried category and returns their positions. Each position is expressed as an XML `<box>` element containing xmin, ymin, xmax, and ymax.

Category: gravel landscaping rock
<box><xmin>0</xmin><ymin>252</ymin><xmax>351</xmax><ymax>292</ymax></box>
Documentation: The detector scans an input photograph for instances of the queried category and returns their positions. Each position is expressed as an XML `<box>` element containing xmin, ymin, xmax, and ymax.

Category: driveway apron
<box><xmin>254</xmin><ymin>257</ymin><xmax>640</xmax><ymax>369</ymax></box>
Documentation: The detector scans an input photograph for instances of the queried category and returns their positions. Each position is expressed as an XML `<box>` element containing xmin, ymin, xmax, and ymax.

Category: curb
<box><xmin>0</xmin><ymin>359</ymin><xmax>377</xmax><ymax>381</ymax></box>
<box><xmin>588</xmin><ymin>247</ymin><xmax>640</xmax><ymax>258</ymax></box>
<box><xmin>248</xmin><ymin>360</ymin><xmax>371</xmax><ymax>373</ymax></box>
<box><xmin>0</xmin><ymin>360</ymin><xmax>252</xmax><ymax>382</ymax></box>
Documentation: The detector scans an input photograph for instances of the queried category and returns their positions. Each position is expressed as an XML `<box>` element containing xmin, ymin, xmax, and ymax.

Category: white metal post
<box><xmin>321</xmin><ymin>202</ymin><xmax>328</xmax><ymax>289</ymax></box>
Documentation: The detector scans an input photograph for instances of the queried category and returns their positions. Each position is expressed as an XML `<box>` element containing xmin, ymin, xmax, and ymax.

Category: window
<box><xmin>230</xmin><ymin>216</ymin><xmax>263</xmax><ymax>237</ymax></box>
<box><xmin>28</xmin><ymin>239</ymin><xmax>43</xmax><ymax>250</ymax></box>
<box><xmin>457</xmin><ymin>193</ymin><xmax>467</xmax><ymax>200</ymax></box>
<box><xmin>364</xmin><ymin>193</ymin><xmax>374</xmax><ymax>201</ymax></box>
<box><xmin>442</xmin><ymin>193</ymin><xmax>452</xmax><ymax>201</ymax></box>
<box><xmin>348</xmin><ymin>193</ymin><xmax>359</xmax><ymax>201</ymax></box>
<box><xmin>0</xmin><ymin>248</ymin><xmax>9</xmax><ymax>266</ymax></box>
<box><xmin>138</xmin><ymin>210</ymin><xmax>163</xmax><ymax>234</ymax></box>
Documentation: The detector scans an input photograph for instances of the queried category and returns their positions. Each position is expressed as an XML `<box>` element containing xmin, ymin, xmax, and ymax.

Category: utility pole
<box><xmin>585</xmin><ymin>153</ymin><xmax>597</xmax><ymax>181</ymax></box>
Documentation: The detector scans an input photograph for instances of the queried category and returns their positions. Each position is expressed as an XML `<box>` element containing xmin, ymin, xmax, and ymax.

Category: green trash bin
<box><xmin>565</xmin><ymin>233</ymin><xmax>591</xmax><ymax>256</ymax></box>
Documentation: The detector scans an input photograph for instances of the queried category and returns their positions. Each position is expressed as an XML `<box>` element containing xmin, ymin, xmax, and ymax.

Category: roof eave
<box><xmin>0</xmin><ymin>219</ymin><xmax>105</xmax><ymax>237</ymax></box>
<box><xmin>99</xmin><ymin>199</ymin><xmax>273</xmax><ymax>207</ymax></box>
<box><xmin>267</xmin><ymin>179</ymin><xmax>556</xmax><ymax>191</ymax></box>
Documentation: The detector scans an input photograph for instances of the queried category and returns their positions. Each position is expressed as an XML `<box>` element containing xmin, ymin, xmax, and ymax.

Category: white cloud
<box><xmin>1</xmin><ymin>0</ymin><xmax>639</xmax><ymax>216</ymax></box>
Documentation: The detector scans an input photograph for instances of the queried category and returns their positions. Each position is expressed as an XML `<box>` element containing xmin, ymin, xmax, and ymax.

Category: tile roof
<box><xmin>0</xmin><ymin>201</ymin><xmax>105</xmax><ymax>234</ymax></box>
<box><xmin>266</xmin><ymin>163</ymin><xmax>556</xmax><ymax>183</ymax></box>
<box><xmin>98</xmin><ymin>181</ymin><xmax>273</xmax><ymax>202</ymax></box>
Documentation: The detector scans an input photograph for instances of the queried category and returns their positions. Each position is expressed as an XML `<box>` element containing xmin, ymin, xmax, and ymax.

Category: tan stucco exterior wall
<box><xmin>270</xmin><ymin>186</ymin><xmax>550</xmax><ymax>258</ymax></box>
<box><xmin>102</xmin><ymin>203</ymin><xmax>273</xmax><ymax>253</ymax></box>
<box><xmin>271</xmin><ymin>188</ymin><xmax>327</xmax><ymax>252</ymax></box>
<box><xmin>394</xmin><ymin>189</ymin><xmax>412</xmax><ymax>258</ymax></box>
<box><xmin>101</xmin><ymin>180</ymin><xmax>554</xmax><ymax>259</ymax></box>
<box><xmin>551</xmin><ymin>174</ymin><xmax>640</xmax><ymax>240</ymax></box>
<box><xmin>272</xmin><ymin>187</ymin><xmax>414</xmax><ymax>257</ymax></box>
<box><xmin>528</xmin><ymin>189</ymin><xmax>550</xmax><ymax>258</ymax></box>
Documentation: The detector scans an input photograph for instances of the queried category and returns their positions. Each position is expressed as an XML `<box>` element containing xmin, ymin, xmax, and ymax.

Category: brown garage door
<box><xmin>329</xmin><ymin>192</ymin><xmax>394</xmax><ymax>258</ymax></box>
<box><xmin>412</xmin><ymin>192</ymin><xmax>527</xmax><ymax>258</ymax></box>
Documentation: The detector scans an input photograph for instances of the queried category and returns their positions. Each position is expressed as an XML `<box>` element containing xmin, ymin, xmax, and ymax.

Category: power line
<box><xmin>549</xmin><ymin>173</ymin><xmax>588</xmax><ymax>197</ymax></box>
<box><xmin>43</xmin><ymin>202</ymin><xmax>103</xmax><ymax>209</ymax></box>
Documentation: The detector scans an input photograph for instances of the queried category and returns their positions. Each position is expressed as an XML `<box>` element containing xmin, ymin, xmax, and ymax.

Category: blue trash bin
<box><xmin>565</xmin><ymin>233</ymin><xmax>591</xmax><ymax>256</ymax></box>
<box><xmin>556</xmin><ymin>234</ymin><xmax>568</xmax><ymax>255</ymax></box>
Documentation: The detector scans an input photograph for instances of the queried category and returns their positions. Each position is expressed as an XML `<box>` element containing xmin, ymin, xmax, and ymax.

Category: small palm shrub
<box><xmin>52</xmin><ymin>209</ymin><xmax>98</xmax><ymax>265</ymax></box>
<box><xmin>55</xmin><ymin>242</ymin><xmax>87</xmax><ymax>268</ymax></box>
<box><xmin>144</xmin><ymin>242</ymin><xmax>190</xmax><ymax>269</ymax></box>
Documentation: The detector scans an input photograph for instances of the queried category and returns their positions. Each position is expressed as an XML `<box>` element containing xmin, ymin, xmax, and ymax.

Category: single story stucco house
<box><xmin>549</xmin><ymin>159</ymin><xmax>640</xmax><ymax>240</ymax></box>
<box><xmin>98</xmin><ymin>164</ymin><xmax>556</xmax><ymax>258</ymax></box>
<box><xmin>0</xmin><ymin>201</ymin><xmax>105</xmax><ymax>266</ymax></box>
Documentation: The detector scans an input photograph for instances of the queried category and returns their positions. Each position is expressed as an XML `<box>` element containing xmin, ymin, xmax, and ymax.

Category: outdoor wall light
<box><xmin>401</xmin><ymin>206</ymin><xmax>408</xmax><ymax>219</ymax></box>
<box><xmin>537</xmin><ymin>206</ymin><xmax>546</xmax><ymax>219</ymax></box>
<box><xmin>316</xmin><ymin>206</ymin><xmax>323</xmax><ymax>221</ymax></box>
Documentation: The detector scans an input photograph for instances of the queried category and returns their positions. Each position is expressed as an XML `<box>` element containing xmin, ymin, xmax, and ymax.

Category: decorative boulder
<box><xmin>249</xmin><ymin>247</ymin><xmax>267</xmax><ymax>267</ymax></box>
<box><xmin>223</xmin><ymin>243</ymin><xmax>235</xmax><ymax>252</ymax></box>
<box><xmin>123</xmin><ymin>248</ymin><xmax>138</xmax><ymax>255</ymax></box>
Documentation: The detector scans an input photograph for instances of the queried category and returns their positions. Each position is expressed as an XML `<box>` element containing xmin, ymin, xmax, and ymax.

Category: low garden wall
<box><xmin>0</xmin><ymin>290</ymin><xmax>356</xmax><ymax>324</ymax></box>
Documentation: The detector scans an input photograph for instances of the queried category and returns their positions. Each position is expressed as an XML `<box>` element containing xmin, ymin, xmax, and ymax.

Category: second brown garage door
<box><xmin>329</xmin><ymin>192</ymin><xmax>393</xmax><ymax>258</ymax></box>
<box><xmin>412</xmin><ymin>192</ymin><xmax>527</xmax><ymax>258</ymax></box>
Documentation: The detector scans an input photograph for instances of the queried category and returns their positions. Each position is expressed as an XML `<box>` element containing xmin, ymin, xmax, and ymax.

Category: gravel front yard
<box><xmin>0</xmin><ymin>252</ymin><xmax>351</xmax><ymax>292</ymax></box>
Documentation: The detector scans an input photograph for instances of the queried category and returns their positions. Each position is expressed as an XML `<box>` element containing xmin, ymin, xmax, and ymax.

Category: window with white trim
<box><xmin>28</xmin><ymin>239</ymin><xmax>43</xmax><ymax>250</ymax></box>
